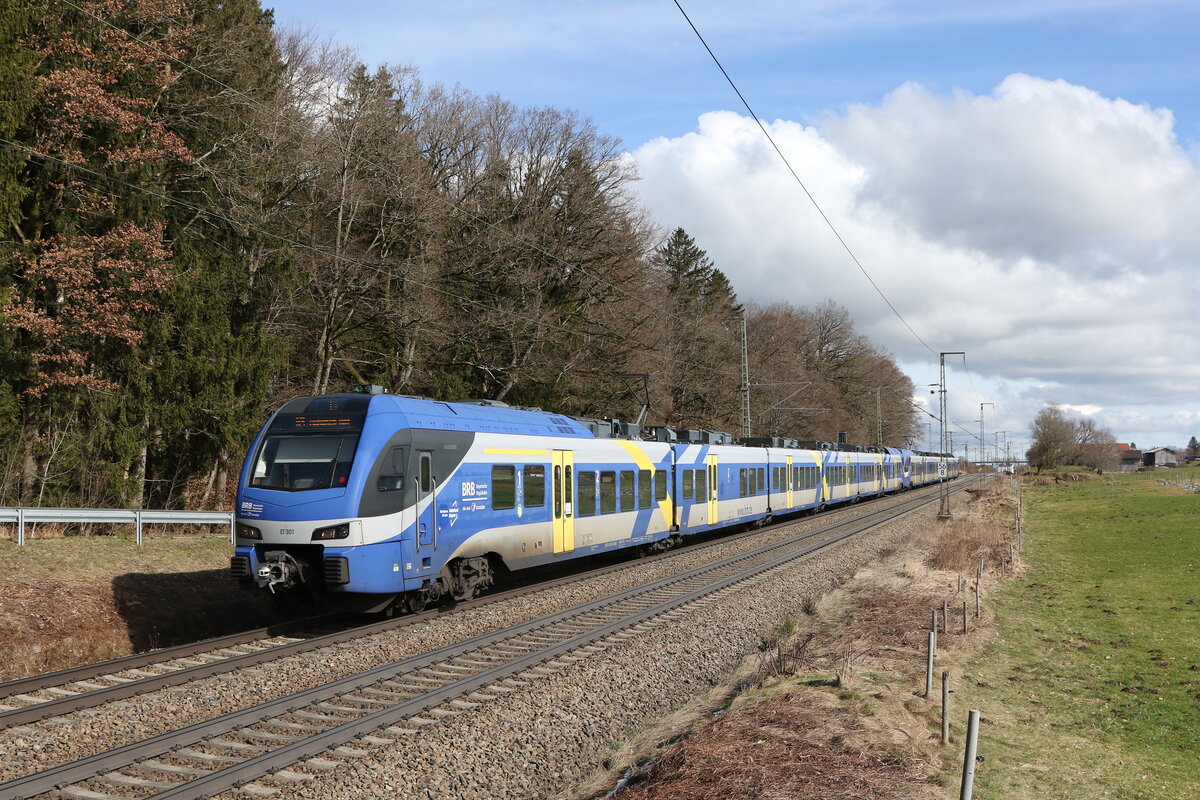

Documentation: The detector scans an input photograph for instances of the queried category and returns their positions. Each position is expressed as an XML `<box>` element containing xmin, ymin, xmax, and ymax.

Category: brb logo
<box><xmin>240</xmin><ymin>500</ymin><xmax>264</xmax><ymax>517</ymax></box>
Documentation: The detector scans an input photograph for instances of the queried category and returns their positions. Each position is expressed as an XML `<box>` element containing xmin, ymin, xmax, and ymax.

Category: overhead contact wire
<box><xmin>671</xmin><ymin>0</ymin><xmax>938</xmax><ymax>359</ymax></box>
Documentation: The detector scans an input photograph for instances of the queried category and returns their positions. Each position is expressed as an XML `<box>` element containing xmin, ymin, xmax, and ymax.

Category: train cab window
<box><xmin>491</xmin><ymin>465</ymin><xmax>516</xmax><ymax>510</ymax></box>
<box><xmin>600</xmin><ymin>471</ymin><xmax>617</xmax><ymax>513</ymax></box>
<box><xmin>695</xmin><ymin>469</ymin><xmax>707</xmax><ymax>504</ymax></box>
<box><xmin>638</xmin><ymin>470</ymin><xmax>652</xmax><ymax>509</ymax></box>
<box><xmin>655</xmin><ymin>469</ymin><xmax>667</xmax><ymax>501</ymax></box>
<box><xmin>376</xmin><ymin>447</ymin><xmax>405</xmax><ymax>492</ymax></box>
<box><xmin>250</xmin><ymin>432</ymin><xmax>359</xmax><ymax>492</ymax></box>
<box><xmin>739</xmin><ymin>468</ymin><xmax>748</xmax><ymax>498</ymax></box>
<box><xmin>619</xmin><ymin>470</ymin><xmax>635</xmax><ymax>511</ymax></box>
<box><xmin>524</xmin><ymin>465</ymin><xmax>545</xmax><ymax>508</ymax></box>
<box><xmin>682</xmin><ymin>470</ymin><xmax>694</xmax><ymax>500</ymax></box>
<box><xmin>577</xmin><ymin>471</ymin><xmax>596</xmax><ymax>516</ymax></box>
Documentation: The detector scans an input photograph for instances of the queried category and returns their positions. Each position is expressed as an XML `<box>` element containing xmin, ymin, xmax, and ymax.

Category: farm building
<box><xmin>1142</xmin><ymin>447</ymin><xmax>1179</xmax><ymax>468</ymax></box>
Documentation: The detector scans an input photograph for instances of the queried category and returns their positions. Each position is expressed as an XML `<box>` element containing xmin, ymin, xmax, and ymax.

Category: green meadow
<box><xmin>953</xmin><ymin>473</ymin><xmax>1200</xmax><ymax>799</ymax></box>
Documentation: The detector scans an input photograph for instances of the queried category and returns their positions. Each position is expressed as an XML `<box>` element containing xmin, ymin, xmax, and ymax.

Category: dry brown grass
<box><xmin>580</xmin><ymin>483</ymin><xmax>1023</xmax><ymax>800</ymax></box>
<box><xmin>0</xmin><ymin>537</ymin><xmax>294</xmax><ymax>681</ymax></box>
<box><xmin>613</xmin><ymin>696</ymin><xmax>935</xmax><ymax>800</ymax></box>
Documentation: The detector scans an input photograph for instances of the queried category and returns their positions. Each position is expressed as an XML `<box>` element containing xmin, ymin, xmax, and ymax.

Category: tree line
<box><xmin>0</xmin><ymin>0</ymin><xmax>920</xmax><ymax>511</ymax></box>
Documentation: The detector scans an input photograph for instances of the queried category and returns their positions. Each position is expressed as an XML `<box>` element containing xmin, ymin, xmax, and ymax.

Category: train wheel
<box><xmin>403</xmin><ymin>591</ymin><xmax>429</xmax><ymax>614</ymax></box>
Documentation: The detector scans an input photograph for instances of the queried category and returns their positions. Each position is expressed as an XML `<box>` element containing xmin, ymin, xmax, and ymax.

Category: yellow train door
<box><xmin>706</xmin><ymin>453</ymin><xmax>719</xmax><ymax>524</ymax></box>
<box><xmin>785</xmin><ymin>455</ymin><xmax>794</xmax><ymax>509</ymax></box>
<box><xmin>552</xmin><ymin>450</ymin><xmax>575</xmax><ymax>553</ymax></box>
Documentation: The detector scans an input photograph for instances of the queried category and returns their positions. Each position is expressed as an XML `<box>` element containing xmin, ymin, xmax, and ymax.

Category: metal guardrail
<box><xmin>0</xmin><ymin>507</ymin><xmax>235</xmax><ymax>546</ymax></box>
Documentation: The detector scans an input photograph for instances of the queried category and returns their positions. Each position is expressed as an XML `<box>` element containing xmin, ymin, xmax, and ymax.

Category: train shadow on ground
<box><xmin>111</xmin><ymin>568</ymin><xmax>306</xmax><ymax>652</ymax></box>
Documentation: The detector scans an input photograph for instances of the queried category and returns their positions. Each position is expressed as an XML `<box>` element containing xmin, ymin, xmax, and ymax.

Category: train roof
<box><xmin>278</xmin><ymin>389</ymin><xmax>947</xmax><ymax>454</ymax></box>
<box><xmin>272</xmin><ymin>393</ymin><xmax>595</xmax><ymax>439</ymax></box>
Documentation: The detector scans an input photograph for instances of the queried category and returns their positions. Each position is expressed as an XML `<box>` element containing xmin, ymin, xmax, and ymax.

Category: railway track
<box><xmin>0</xmin><ymin>479</ymin><xmax>978</xmax><ymax>800</ymax></box>
<box><xmin>0</xmin><ymin>480</ymin><xmax>964</xmax><ymax>732</ymax></box>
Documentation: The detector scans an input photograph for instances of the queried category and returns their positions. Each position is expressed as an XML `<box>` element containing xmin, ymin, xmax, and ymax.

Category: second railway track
<box><xmin>0</xmin><ymin>478</ymin><xmax>979</xmax><ymax>800</ymax></box>
<box><xmin>0</xmin><ymin>479</ymin><xmax>969</xmax><ymax>732</ymax></box>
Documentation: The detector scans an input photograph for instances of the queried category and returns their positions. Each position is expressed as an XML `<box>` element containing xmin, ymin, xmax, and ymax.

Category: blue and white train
<box><xmin>230</xmin><ymin>389</ymin><xmax>957</xmax><ymax>613</ymax></box>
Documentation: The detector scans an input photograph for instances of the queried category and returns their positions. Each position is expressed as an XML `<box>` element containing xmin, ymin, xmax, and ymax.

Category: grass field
<box><xmin>952</xmin><ymin>474</ymin><xmax>1200</xmax><ymax>799</ymax></box>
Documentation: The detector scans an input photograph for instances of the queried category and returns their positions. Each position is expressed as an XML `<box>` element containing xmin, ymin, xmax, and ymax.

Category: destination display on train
<box><xmin>270</xmin><ymin>413</ymin><xmax>365</xmax><ymax>431</ymax></box>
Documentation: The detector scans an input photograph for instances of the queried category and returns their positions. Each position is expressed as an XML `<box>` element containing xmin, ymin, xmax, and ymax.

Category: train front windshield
<box><xmin>250</xmin><ymin>433</ymin><xmax>359</xmax><ymax>491</ymax></box>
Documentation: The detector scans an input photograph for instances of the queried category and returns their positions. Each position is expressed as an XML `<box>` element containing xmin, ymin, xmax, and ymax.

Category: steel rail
<box><xmin>0</xmin><ymin>479</ymin><xmax>979</xmax><ymax>800</ymax></box>
<box><xmin>164</xmin><ymin>489</ymin><xmax>945</xmax><ymax>799</ymax></box>
<box><xmin>0</xmin><ymin>618</ymin><xmax>333</xmax><ymax>700</ymax></box>
<box><xmin>0</xmin><ymin>480</ymin><xmax>963</xmax><ymax>729</ymax></box>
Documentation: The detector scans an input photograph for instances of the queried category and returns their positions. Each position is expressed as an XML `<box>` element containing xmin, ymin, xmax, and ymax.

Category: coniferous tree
<box><xmin>648</xmin><ymin>228</ymin><xmax>741</xmax><ymax>429</ymax></box>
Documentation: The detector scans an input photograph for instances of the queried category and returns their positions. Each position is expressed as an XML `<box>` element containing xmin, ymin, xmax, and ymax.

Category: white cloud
<box><xmin>1056</xmin><ymin>403</ymin><xmax>1103</xmax><ymax>416</ymax></box>
<box><xmin>630</xmin><ymin>75</ymin><xmax>1200</xmax><ymax>446</ymax></box>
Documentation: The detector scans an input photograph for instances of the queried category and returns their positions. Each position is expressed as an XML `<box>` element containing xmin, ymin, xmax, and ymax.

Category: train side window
<box><xmin>524</xmin><ymin>465</ymin><xmax>545</xmax><ymax>508</ymax></box>
<box><xmin>638</xmin><ymin>470</ymin><xmax>652</xmax><ymax>509</ymax></box>
<box><xmin>619</xmin><ymin>470</ymin><xmax>635</xmax><ymax>511</ymax></box>
<box><xmin>491</xmin><ymin>465</ymin><xmax>516</xmax><ymax>510</ymax></box>
<box><xmin>682</xmin><ymin>469</ymin><xmax>694</xmax><ymax>500</ymax></box>
<box><xmin>565</xmin><ymin>466</ymin><xmax>573</xmax><ymax>512</ymax></box>
<box><xmin>757</xmin><ymin>468</ymin><xmax>765</xmax><ymax>493</ymax></box>
<box><xmin>695</xmin><ymin>468</ymin><xmax>707</xmax><ymax>504</ymax></box>
<box><xmin>600</xmin><ymin>471</ymin><xmax>617</xmax><ymax>513</ymax></box>
<box><xmin>577</xmin><ymin>471</ymin><xmax>596</xmax><ymax>516</ymax></box>
<box><xmin>654</xmin><ymin>469</ymin><xmax>667</xmax><ymax>500</ymax></box>
<box><xmin>419</xmin><ymin>452</ymin><xmax>432</xmax><ymax>493</ymax></box>
<box><xmin>554</xmin><ymin>465</ymin><xmax>562</xmax><ymax>519</ymax></box>
<box><xmin>739</xmin><ymin>468</ymin><xmax>747</xmax><ymax>497</ymax></box>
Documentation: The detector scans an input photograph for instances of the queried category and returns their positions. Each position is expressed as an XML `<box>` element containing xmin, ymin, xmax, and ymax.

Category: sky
<box><xmin>270</xmin><ymin>0</ymin><xmax>1200</xmax><ymax>456</ymax></box>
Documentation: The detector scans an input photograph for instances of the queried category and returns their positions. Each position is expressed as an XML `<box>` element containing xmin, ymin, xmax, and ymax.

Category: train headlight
<box><xmin>237</xmin><ymin>523</ymin><xmax>262</xmax><ymax>540</ymax></box>
<box><xmin>312</xmin><ymin>523</ymin><xmax>351</xmax><ymax>541</ymax></box>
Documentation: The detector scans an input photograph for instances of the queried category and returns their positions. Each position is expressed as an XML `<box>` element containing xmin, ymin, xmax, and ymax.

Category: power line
<box><xmin>671</xmin><ymin>0</ymin><xmax>937</xmax><ymax>360</ymax></box>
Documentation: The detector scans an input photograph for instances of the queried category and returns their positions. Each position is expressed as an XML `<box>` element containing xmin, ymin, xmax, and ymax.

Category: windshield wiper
<box><xmin>321</xmin><ymin>436</ymin><xmax>348</xmax><ymax>489</ymax></box>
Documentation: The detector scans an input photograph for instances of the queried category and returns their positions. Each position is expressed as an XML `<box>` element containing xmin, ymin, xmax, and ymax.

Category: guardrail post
<box><xmin>135</xmin><ymin>511</ymin><xmax>143</xmax><ymax>546</ymax></box>
<box><xmin>17</xmin><ymin>506</ymin><xmax>25</xmax><ymax>547</ymax></box>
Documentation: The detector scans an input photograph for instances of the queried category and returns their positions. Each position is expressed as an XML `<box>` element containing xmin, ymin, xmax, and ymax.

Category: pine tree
<box><xmin>651</xmin><ymin>228</ymin><xmax>741</xmax><ymax>428</ymax></box>
<box><xmin>138</xmin><ymin>0</ymin><xmax>287</xmax><ymax>507</ymax></box>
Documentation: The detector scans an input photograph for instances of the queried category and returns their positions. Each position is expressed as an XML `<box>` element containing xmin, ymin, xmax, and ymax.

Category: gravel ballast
<box><xmin>223</xmin><ymin>507</ymin><xmax>936</xmax><ymax>800</ymax></box>
<box><xmin>0</xmin><ymin>495</ymin><xmax>939</xmax><ymax>794</ymax></box>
